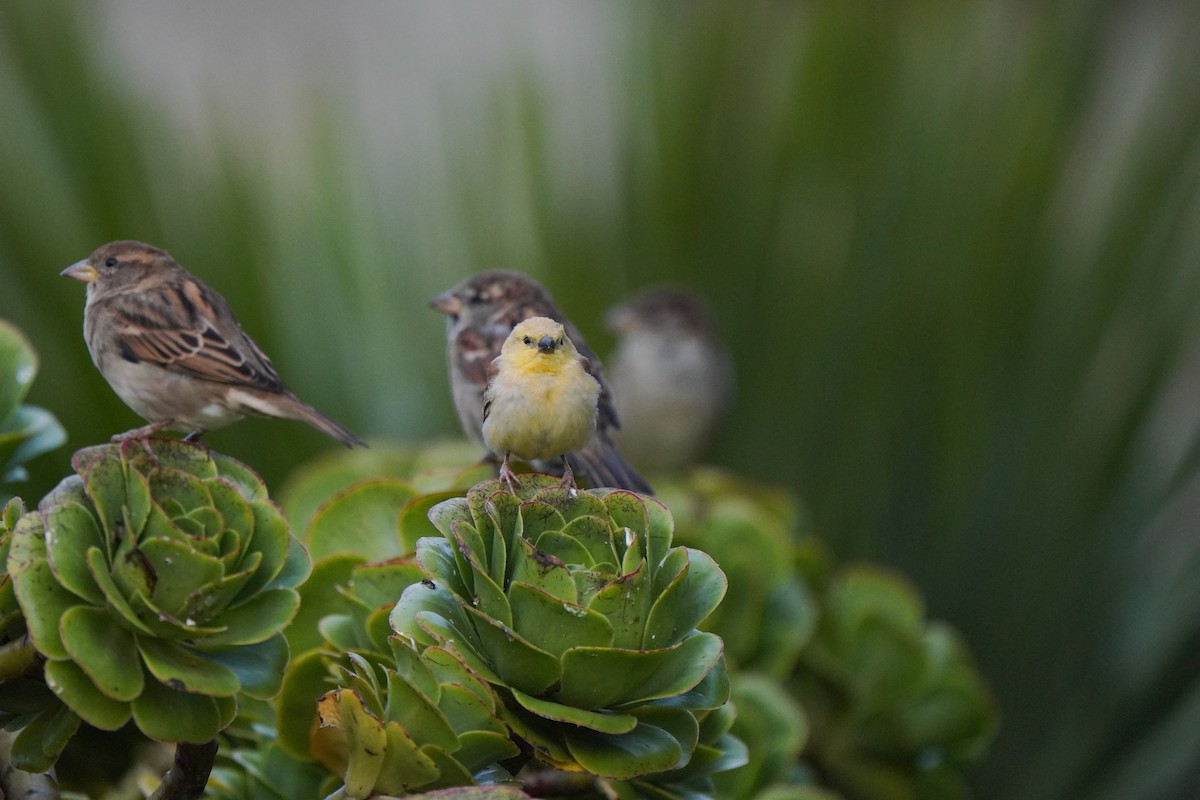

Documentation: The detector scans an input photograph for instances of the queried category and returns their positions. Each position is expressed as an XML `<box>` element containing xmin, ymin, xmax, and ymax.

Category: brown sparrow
<box><xmin>62</xmin><ymin>240</ymin><xmax>366</xmax><ymax>447</ymax></box>
<box><xmin>605</xmin><ymin>287</ymin><xmax>733</xmax><ymax>473</ymax></box>
<box><xmin>429</xmin><ymin>270</ymin><xmax>652</xmax><ymax>494</ymax></box>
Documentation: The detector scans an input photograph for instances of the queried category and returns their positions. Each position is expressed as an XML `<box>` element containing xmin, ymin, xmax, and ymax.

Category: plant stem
<box><xmin>148</xmin><ymin>740</ymin><xmax>218</xmax><ymax>800</ymax></box>
<box><xmin>521</xmin><ymin>768</ymin><xmax>605</xmax><ymax>797</ymax></box>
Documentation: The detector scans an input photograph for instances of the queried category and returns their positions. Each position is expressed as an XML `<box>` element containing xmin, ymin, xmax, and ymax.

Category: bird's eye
<box><xmin>523</xmin><ymin>336</ymin><xmax>532</xmax><ymax>345</ymax></box>
<box><xmin>468</xmin><ymin>291</ymin><xmax>486</xmax><ymax>305</ymax></box>
<box><xmin>557</xmin><ymin>337</ymin><xmax>564</xmax><ymax>347</ymax></box>
<box><xmin>104</xmin><ymin>256</ymin><xmax>117</xmax><ymax>267</ymax></box>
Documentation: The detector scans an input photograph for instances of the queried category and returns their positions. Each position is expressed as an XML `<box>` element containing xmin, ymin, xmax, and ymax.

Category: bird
<box><xmin>605</xmin><ymin>287</ymin><xmax>733</xmax><ymax>473</ymax></box>
<box><xmin>429</xmin><ymin>270</ymin><xmax>653</xmax><ymax>494</ymax></box>
<box><xmin>482</xmin><ymin>317</ymin><xmax>600</xmax><ymax>492</ymax></box>
<box><xmin>62</xmin><ymin>240</ymin><xmax>366</xmax><ymax>448</ymax></box>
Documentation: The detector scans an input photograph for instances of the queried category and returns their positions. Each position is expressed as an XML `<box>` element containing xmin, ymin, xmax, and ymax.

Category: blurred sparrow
<box><xmin>62</xmin><ymin>240</ymin><xmax>366</xmax><ymax>447</ymax></box>
<box><xmin>482</xmin><ymin>317</ymin><xmax>600</xmax><ymax>492</ymax></box>
<box><xmin>429</xmin><ymin>270</ymin><xmax>652</xmax><ymax>493</ymax></box>
<box><xmin>605</xmin><ymin>287</ymin><xmax>733</xmax><ymax>473</ymax></box>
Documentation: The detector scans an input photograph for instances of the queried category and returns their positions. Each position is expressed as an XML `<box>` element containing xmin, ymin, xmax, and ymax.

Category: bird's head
<box><xmin>61</xmin><ymin>241</ymin><xmax>174</xmax><ymax>290</ymax></box>
<box><xmin>428</xmin><ymin>270</ymin><xmax>558</xmax><ymax>326</ymax></box>
<box><xmin>502</xmin><ymin>316</ymin><xmax>576</xmax><ymax>368</ymax></box>
<box><xmin>606</xmin><ymin>287</ymin><xmax>715</xmax><ymax>337</ymax></box>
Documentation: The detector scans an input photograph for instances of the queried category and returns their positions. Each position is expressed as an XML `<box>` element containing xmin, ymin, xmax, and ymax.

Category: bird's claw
<box><xmin>498</xmin><ymin>459</ymin><xmax>523</xmax><ymax>495</ymax></box>
<box><xmin>557</xmin><ymin>459</ymin><xmax>577</xmax><ymax>493</ymax></box>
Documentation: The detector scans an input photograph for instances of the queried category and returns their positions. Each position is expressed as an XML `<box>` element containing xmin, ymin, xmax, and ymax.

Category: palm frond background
<box><xmin>3</xmin><ymin>2</ymin><xmax>1200</xmax><ymax>797</ymax></box>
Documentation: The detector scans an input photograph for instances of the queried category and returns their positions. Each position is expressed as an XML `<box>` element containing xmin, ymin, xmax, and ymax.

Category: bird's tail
<box><xmin>565</xmin><ymin>433</ymin><xmax>654</xmax><ymax>495</ymax></box>
<box><xmin>285</xmin><ymin>397</ymin><xmax>367</xmax><ymax>448</ymax></box>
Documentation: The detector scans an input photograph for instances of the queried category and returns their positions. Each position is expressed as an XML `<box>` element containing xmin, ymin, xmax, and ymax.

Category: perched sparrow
<box><xmin>482</xmin><ymin>317</ymin><xmax>600</xmax><ymax>492</ymax></box>
<box><xmin>62</xmin><ymin>240</ymin><xmax>366</xmax><ymax>447</ymax></box>
<box><xmin>429</xmin><ymin>270</ymin><xmax>653</xmax><ymax>494</ymax></box>
<box><xmin>605</xmin><ymin>287</ymin><xmax>733</xmax><ymax>473</ymax></box>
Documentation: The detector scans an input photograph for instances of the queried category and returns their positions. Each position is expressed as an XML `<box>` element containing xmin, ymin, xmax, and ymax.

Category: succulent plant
<box><xmin>0</xmin><ymin>319</ymin><xmax>65</xmax><ymax>499</ymax></box>
<box><xmin>711</xmin><ymin>674</ymin><xmax>809</xmax><ymax>800</ymax></box>
<box><xmin>204</xmin><ymin>733</ymin><xmax>331</xmax><ymax>800</ymax></box>
<box><xmin>791</xmin><ymin>561</ymin><xmax>997</xmax><ymax>800</ymax></box>
<box><xmin>308</xmin><ymin>642</ymin><xmax>521</xmax><ymax>798</ymax></box>
<box><xmin>657</xmin><ymin>467</ymin><xmax>818</xmax><ymax>679</ymax></box>
<box><xmin>390</xmin><ymin>474</ymin><xmax>737</xmax><ymax>787</ymax></box>
<box><xmin>0</xmin><ymin>497</ymin><xmax>27</xmax><ymax>647</ymax></box>
<box><xmin>4</xmin><ymin>439</ymin><xmax>309</xmax><ymax>752</ymax></box>
<box><xmin>278</xmin><ymin>439</ymin><xmax>493</xmax><ymax>537</ymax></box>
<box><xmin>274</xmin><ymin>452</ymin><xmax>522</xmax><ymax>798</ymax></box>
<box><xmin>270</xmin><ymin>447</ymin><xmax>992</xmax><ymax>800</ymax></box>
<box><xmin>0</xmin><ymin>496</ymin><xmax>81</xmax><ymax>773</ymax></box>
<box><xmin>652</xmin><ymin>467</ymin><xmax>996</xmax><ymax>800</ymax></box>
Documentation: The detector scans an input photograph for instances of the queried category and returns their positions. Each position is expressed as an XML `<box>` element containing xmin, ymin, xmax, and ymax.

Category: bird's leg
<box><xmin>498</xmin><ymin>453</ymin><xmax>522</xmax><ymax>494</ymax></box>
<box><xmin>183</xmin><ymin>429</ymin><xmax>208</xmax><ymax>445</ymax></box>
<box><xmin>558</xmin><ymin>455</ymin><xmax>577</xmax><ymax>492</ymax></box>
<box><xmin>111</xmin><ymin>420</ymin><xmax>173</xmax><ymax>443</ymax></box>
<box><xmin>112</xmin><ymin>420</ymin><xmax>174</xmax><ymax>464</ymax></box>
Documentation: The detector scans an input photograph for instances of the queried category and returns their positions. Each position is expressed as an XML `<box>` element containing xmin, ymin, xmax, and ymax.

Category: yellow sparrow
<box><xmin>605</xmin><ymin>288</ymin><xmax>733</xmax><ymax>473</ymax></box>
<box><xmin>62</xmin><ymin>240</ymin><xmax>366</xmax><ymax>447</ymax></box>
<box><xmin>429</xmin><ymin>270</ymin><xmax>652</xmax><ymax>493</ymax></box>
<box><xmin>482</xmin><ymin>317</ymin><xmax>600</xmax><ymax>492</ymax></box>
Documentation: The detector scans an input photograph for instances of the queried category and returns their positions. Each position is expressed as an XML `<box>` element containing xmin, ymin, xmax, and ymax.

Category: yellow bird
<box><xmin>482</xmin><ymin>317</ymin><xmax>601</xmax><ymax>492</ymax></box>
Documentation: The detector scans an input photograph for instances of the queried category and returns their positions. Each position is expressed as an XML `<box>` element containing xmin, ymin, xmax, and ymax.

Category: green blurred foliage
<box><xmin>0</xmin><ymin>320</ymin><xmax>66</xmax><ymax>500</ymax></box>
<box><xmin>2</xmin><ymin>1</ymin><xmax>1200</xmax><ymax>799</ymax></box>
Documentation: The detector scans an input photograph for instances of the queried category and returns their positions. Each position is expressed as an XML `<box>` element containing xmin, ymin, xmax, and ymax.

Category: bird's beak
<box><xmin>537</xmin><ymin>334</ymin><xmax>556</xmax><ymax>352</ymax></box>
<box><xmin>61</xmin><ymin>260</ymin><xmax>99</xmax><ymax>283</ymax></box>
<box><xmin>428</xmin><ymin>290</ymin><xmax>463</xmax><ymax>317</ymax></box>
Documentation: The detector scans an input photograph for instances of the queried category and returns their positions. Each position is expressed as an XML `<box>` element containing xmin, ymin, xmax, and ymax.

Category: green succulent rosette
<box><xmin>307</xmin><ymin>643</ymin><xmax>521</xmax><ymax>798</ymax></box>
<box><xmin>5</xmin><ymin>439</ymin><xmax>309</xmax><ymax>746</ymax></box>
<box><xmin>657</xmin><ymin>467</ymin><xmax>818</xmax><ymax>678</ymax></box>
<box><xmin>0</xmin><ymin>319</ymin><xmax>66</xmax><ymax>499</ymax></box>
<box><xmin>646</xmin><ymin>469</ymin><xmax>997</xmax><ymax>800</ymax></box>
<box><xmin>0</xmin><ymin>497</ymin><xmax>26</xmax><ymax>647</ymax></box>
<box><xmin>1</xmin><ymin>496</ymin><xmax>81</xmax><ymax>773</ymax></box>
<box><xmin>390</xmin><ymin>474</ymin><xmax>735</xmax><ymax>783</ymax></box>
<box><xmin>275</xmin><ymin>474</ymin><xmax>513</xmax><ymax>797</ymax></box>
<box><xmin>791</xmin><ymin>562</ymin><xmax>997</xmax><ymax>800</ymax></box>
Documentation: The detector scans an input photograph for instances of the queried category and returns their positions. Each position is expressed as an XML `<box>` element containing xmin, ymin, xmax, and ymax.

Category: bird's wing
<box><xmin>102</xmin><ymin>275</ymin><xmax>285</xmax><ymax>392</ymax></box>
<box><xmin>454</xmin><ymin>324</ymin><xmax>504</xmax><ymax>395</ymax></box>
<box><xmin>481</xmin><ymin>357</ymin><xmax>501</xmax><ymax>423</ymax></box>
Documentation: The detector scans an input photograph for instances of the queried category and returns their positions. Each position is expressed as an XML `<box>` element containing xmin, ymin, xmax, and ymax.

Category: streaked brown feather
<box><xmin>103</xmin><ymin>275</ymin><xmax>284</xmax><ymax>392</ymax></box>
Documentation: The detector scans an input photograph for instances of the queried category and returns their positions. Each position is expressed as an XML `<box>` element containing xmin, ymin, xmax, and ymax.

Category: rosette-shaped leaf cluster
<box><xmin>5</xmin><ymin>440</ymin><xmax>308</xmax><ymax>746</ymax></box>
<box><xmin>275</xmin><ymin>452</ymin><xmax>513</xmax><ymax>797</ymax></box>
<box><xmin>792</xmin><ymin>562</ymin><xmax>997</xmax><ymax>800</ymax></box>
<box><xmin>391</xmin><ymin>474</ymin><xmax>736</xmax><ymax>784</ymax></box>
<box><xmin>658</xmin><ymin>467</ymin><xmax>817</xmax><ymax>678</ymax></box>
<box><xmin>0</xmin><ymin>498</ymin><xmax>25</xmax><ymax>647</ymax></box>
<box><xmin>0</xmin><ymin>320</ymin><xmax>65</xmax><ymax>500</ymax></box>
<box><xmin>1</xmin><ymin>497</ymin><xmax>80</xmax><ymax>772</ymax></box>
<box><xmin>655</xmin><ymin>468</ymin><xmax>996</xmax><ymax>800</ymax></box>
<box><xmin>309</xmin><ymin>645</ymin><xmax>521</xmax><ymax>798</ymax></box>
<box><xmin>278</xmin><ymin>439</ymin><xmax>493</xmax><ymax>539</ymax></box>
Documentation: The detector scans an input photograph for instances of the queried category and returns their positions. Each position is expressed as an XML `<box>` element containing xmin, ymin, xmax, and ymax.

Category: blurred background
<box><xmin>3</xmin><ymin>1</ymin><xmax>1200</xmax><ymax>796</ymax></box>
